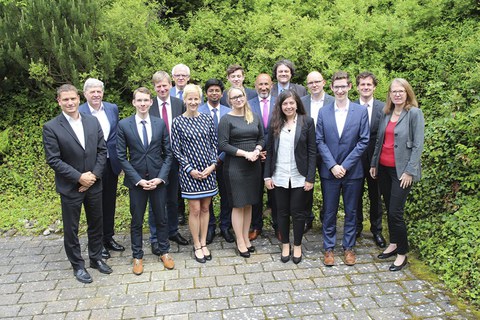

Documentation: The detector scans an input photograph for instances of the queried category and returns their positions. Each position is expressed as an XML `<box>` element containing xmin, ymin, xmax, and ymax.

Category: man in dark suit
<box><xmin>148</xmin><ymin>71</ymin><xmax>189</xmax><ymax>252</ymax></box>
<box><xmin>198</xmin><ymin>79</ymin><xmax>234</xmax><ymax>244</ymax></box>
<box><xmin>301</xmin><ymin>71</ymin><xmax>335</xmax><ymax>232</ymax></box>
<box><xmin>270</xmin><ymin>59</ymin><xmax>307</xmax><ymax>98</ymax></box>
<box><xmin>117</xmin><ymin>87</ymin><xmax>174</xmax><ymax>274</ymax></box>
<box><xmin>79</xmin><ymin>78</ymin><xmax>124</xmax><ymax>260</ymax></box>
<box><xmin>220</xmin><ymin>64</ymin><xmax>257</xmax><ymax>106</ymax></box>
<box><xmin>248</xmin><ymin>73</ymin><xmax>277</xmax><ymax>240</ymax></box>
<box><xmin>43</xmin><ymin>84</ymin><xmax>112</xmax><ymax>283</ymax></box>
<box><xmin>316</xmin><ymin>71</ymin><xmax>369</xmax><ymax>267</ymax></box>
<box><xmin>354</xmin><ymin>72</ymin><xmax>386</xmax><ymax>248</ymax></box>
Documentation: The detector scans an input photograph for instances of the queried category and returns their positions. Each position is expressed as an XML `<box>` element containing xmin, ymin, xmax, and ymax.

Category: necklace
<box><xmin>393</xmin><ymin>111</ymin><xmax>402</xmax><ymax>116</ymax></box>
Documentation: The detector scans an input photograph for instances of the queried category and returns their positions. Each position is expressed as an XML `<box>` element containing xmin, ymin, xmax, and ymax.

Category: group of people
<box><xmin>43</xmin><ymin>59</ymin><xmax>424</xmax><ymax>283</ymax></box>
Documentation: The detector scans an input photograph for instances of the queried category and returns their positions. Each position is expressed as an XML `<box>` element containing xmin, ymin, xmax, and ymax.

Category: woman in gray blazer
<box><xmin>264</xmin><ymin>90</ymin><xmax>316</xmax><ymax>264</ymax></box>
<box><xmin>370</xmin><ymin>78</ymin><xmax>424</xmax><ymax>271</ymax></box>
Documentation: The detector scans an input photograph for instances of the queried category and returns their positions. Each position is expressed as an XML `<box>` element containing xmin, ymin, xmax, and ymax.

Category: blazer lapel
<box><xmin>294</xmin><ymin>115</ymin><xmax>302</xmax><ymax>148</ymax></box>
<box><xmin>129</xmin><ymin>116</ymin><xmax>145</xmax><ymax>150</ymax></box>
<box><xmin>58</xmin><ymin>115</ymin><xmax>83</xmax><ymax>149</ymax></box>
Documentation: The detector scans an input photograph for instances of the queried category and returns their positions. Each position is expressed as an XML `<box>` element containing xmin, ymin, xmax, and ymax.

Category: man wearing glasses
<box><xmin>316</xmin><ymin>71</ymin><xmax>369</xmax><ymax>267</ymax></box>
<box><xmin>301</xmin><ymin>71</ymin><xmax>335</xmax><ymax>232</ymax></box>
<box><xmin>170</xmin><ymin>64</ymin><xmax>191</xmax><ymax>100</ymax></box>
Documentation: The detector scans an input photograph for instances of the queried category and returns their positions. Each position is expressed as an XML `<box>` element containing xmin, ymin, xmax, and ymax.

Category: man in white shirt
<box><xmin>170</xmin><ymin>64</ymin><xmax>191</xmax><ymax>100</ymax></box>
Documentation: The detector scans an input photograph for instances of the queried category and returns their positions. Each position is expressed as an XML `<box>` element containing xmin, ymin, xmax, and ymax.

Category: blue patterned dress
<box><xmin>171</xmin><ymin>113</ymin><xmax>218</xmax><ymax>199</ymax></box>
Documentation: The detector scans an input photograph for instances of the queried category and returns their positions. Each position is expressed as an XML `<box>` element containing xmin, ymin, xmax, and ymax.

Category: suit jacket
<box><xmin>43</xmin><ymin>113</ymin><xmax>107</xmax><ymax>195</ymax></box>
<box><xmin>316</xmin><ymin>101</ymin><xmax>370</xmax><ymax>180</ymax></box>
<box><xmin>79</xmin><ymin>101</ymin><xmax>122</xmax><ymax>175</ymax></box>
<box><xmin>371</xmin><ymin>107</ymin><xmax>424</xmax><ymax>181</ymax></box>
<box><xmin>264</xmin><ymin>114</ymin><xmax>317</xmax><ymax>183</ymax></box>
<box><xmin>248</xmin><ymin>96</ymin><xmax>276</xmax><ymax>145</ymax></box>
<box><xmin>301</xmin><ymin>93</ymin><xmax>335</xmax><ymax>119</ymax></box>
<box><xmin>198</xmin><ymin>103</ymin><xmax>230</xmax><ymax>161</ymax></box>
<box><xmin>149</xmin><ymin>96</ymin><xmax>185</xmax><ymax>122</ymax></box>
<box><xmin>271</xmin><ymin>83</ymin><xmax>308</xmax><ymax>98</ymax></box>
<box><xmin>116</xmin><ymin>115</ymin><xmax>173</xmax><ymax>188</ymax></box>
<box><xmin>220</xmin><ymin>87</ymin><xmax>258</xmax><ymax>107</ymax></box>
<box><xmin>354</xmin><ymin>99</ymin><xmax>385</xmax><ymax>171</ymax></box>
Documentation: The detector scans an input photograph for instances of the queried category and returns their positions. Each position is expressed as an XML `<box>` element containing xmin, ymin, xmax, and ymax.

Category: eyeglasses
<box><xmin>332</xmin><ymin>85</ymin><xmax>349</xmax><ymax>91</ymax></box>
<box><xmin>307</xmin><ymin>80</ymin><xmax>324</xmax><ymax>86</ymax></box>
<box><xmin>229</xmin><ymin>95</ymin><xmax>244</xmax><ymax>101</ymax></box>
<box><xmin>390</xmin><ymin>90</ymin><xmax>406</xmax><ymax>95</ymax></box>
<box><xmin>173</xmin><ymin>74</ymin><xmax>189</xmax><ymax>78</ymax></box>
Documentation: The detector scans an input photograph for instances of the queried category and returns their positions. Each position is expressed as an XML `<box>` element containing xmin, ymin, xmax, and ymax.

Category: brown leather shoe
<box><xmin>132</xmin><ymin>258</ymin><xmax>143</xmax><ymax>275</ymax></box>
<box><xmin>160</xmin><ymin>253</ymin><xmax>175</xmax><ymax>270</ymax></box>
<box><xmin>344</xmin><ymin>249</ymin><xmax>356</xmax><ymax>266</ymax></box>
<box><xmin>324</xmin><ymin>250</ymin><xmax>334</xmax><ymax>266</ymax></box>
<box><xmin>248</xmin><ymin>229</ymin><xmax>261</xmax><ymax>241</ymax></box>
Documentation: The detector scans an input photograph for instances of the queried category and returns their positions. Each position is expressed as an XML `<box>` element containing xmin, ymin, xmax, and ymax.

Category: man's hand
<box><xmin>330</xmin><ymin>165</ymin><xmax>346</xmax><ymax>179</ymax></box>
<box><xmin>79</xmin><ymin>171</ymin><xmax>96</xmax><ymax>187</ymax></box>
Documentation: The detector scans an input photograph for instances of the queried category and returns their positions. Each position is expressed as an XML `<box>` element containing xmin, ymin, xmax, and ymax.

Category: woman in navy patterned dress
<box><xmin>171</xmin><ymin>84</ymin><xmax>218</xmax><ymax>263</ymax></box>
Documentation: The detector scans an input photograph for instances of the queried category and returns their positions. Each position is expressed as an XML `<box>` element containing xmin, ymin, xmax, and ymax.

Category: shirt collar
<box><xmin>135</xmin><ymin>114</ymin><xmax>151</xmax><ymax>124</ymax></box>
<box><xmin>87</xmin><ymin>102</ymin><xmax>104</xmax><ymax>113</ymax></box>
<box><xmin>63</xmin><ymin>112</ymin><xmax>82</xmax><ymax>123</ymax></box>
<box><xmin>334</xmin><ymin>99</ymin><xmax>350</xmax><ymax>112</ymax></box>
<box><xmin>359</xmin><ymin>97</ymin><xmax>374</xmax><ymax>107</ymax></box>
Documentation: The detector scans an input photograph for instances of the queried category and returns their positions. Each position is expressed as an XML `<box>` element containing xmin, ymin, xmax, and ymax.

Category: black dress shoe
<box><xmin>206</xmin><ymin>230</ymin><xmax>215</xmax><ymax>245</ymax></box>
<box><xmin>102</xmin><ymin>247</ymin><xmax>111</xmax><ymax>259</ymax></box>
<box><xmin>221</xmin><ymin>229</ymin><xmax>235</xmax><ymax>243</ymax></box>
<box><xmin>377</xmin><ymin>249</ymin><xmax>398</xmax><ymax>259</ymax></box>
<box><xmin>304</xmin><ymin>221</ymin><xmax>313</xmax><ymax>233</ymax></box>
<box><xmin>90</xmin><ymin>259</ymin><xmax>113</xmax><ymax>274</ymax></box>
<box><xmin>389</xmin><ymin>256</ymin><xmax>408</xmax><ymax>271</ymax></box>
<box><xmin>169</xmin><ymin>233</ymin><xmax>189</xmax><ymax>246</ymax></box>
<box><xmin>280</xmin><ymin>253</ymin><xmax>290</xmax><ymax>263</ymax></box>
<box><xmin>201</xmin><ymin>246</ymin><xmax>212</xmax><ymax>261</ymax></box>
<box><xmin>236</xmin><ymin>247</ymin><xmax>250</xmax><ymax>258</ymax></box>
<box><xmin>373</xmin><ymin>233</ymin><xmax>386</xmax><ymax>248</ymax></box>
<box><xmin>193</xmin><ymin>247</ymin><xmax>206</xmax><ymax>263</ymax></box>
<box><xmin>104</xmin><ymin>239</ymin><xmax>125</xmax><ymax>252</ymax></box>
<box><xmin>247</xmin><ymin>246</ymin><xmax>255</xmax><ymax>253</ymax></box>
<box><xmin>74</xmin><ymin>268</ymin><xmax>93</xmax><ymax>283</ymax></box>
<box><xmin>151</xmin><ymin>242</ymin><xmax>161</xmax><ymax>256</ymax></box>
<box><xmin>292</xmin><ymin>255</ymin><xmax>302</xmax><ymax>264</ymax></box>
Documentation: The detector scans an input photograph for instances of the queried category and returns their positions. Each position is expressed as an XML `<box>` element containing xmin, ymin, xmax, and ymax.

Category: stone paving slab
<box><xmin>0</xmin><ymin>226</ymin><xmax>478</xmax><ymax>319</ymax></box>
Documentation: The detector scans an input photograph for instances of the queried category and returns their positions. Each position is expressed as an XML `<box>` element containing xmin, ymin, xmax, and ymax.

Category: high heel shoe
<box><xmin>201</xmin><ymin>245</ymin><xmax>212</xmax><ymax>261</ymax></box>
<box><xmin>247</xmin><ymin>246</ymin><xmax>255</xmax><ymax>253</ymax></box>
<box><xmin>389</xmin><ymin>256</ymin><xmax>408</xmax><ymax>271</ymax></box>
<box><xmin>292</xmin><ymin>252</ymin><xmax>302</xmax><ymax>264</ymax></box>
<box><xmin>377</xmin><ymin>249</ymin><xmax>398</xmax><ymax>259</ymax></box>
<box><xmin>236</xmin><ymin>247</ymin><xmax>250</xmax><ymax>258</ymax></box>
<box><xmin>280</xmin><ymin>245</ymin><xmax>291</xmax><ymax>263</ymax></box>
<box><xmin>193</xmin><ymin>247</ymin><xmax>206</xmax><ymax>263</ymax></box>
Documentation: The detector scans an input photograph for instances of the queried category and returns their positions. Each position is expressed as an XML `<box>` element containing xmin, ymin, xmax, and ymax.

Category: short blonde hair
<box><xmin>182</xmin><ymin>84</ymin><xmax>202</xmax><ymax>101</ymax></box>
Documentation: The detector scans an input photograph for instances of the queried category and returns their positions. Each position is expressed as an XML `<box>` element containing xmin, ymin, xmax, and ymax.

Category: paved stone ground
<box><xmin>0</xmin><ymin>226</ymin><xmax>477</xmax><ymax>320</ymax></box>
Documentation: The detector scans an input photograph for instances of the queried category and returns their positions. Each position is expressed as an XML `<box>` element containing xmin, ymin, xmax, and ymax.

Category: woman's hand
<box><xmin>265</xmin><ymin>179</ymin><xmax>274</xmax><ymax>190</ymax></box>
<box><xmin>200</xmin><ymin>164</ymin><xmax>216</xmax><ymax>178</ymax></box>
<box><xmin>304</xmin><ymin>181</ymin><xmax>314</xmax><ymax>191</ymax></box>
<box><xmin>399</xmin><ymin>173</ymin><xmax>413</xmax><ymax>189</ymax></box>
<box><xmin>369</xmin><ymin>167</ymin><xmax>377</xmax><ymax>179</ymax></box>
<box><xmin>190</xmin><ymin>169</ymin><xmax>203</xmax><ymax>180</ymax></box>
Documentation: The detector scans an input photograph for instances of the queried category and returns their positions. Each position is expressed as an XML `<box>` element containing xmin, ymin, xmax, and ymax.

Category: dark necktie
<box><xmin>140</xmin><ymin>120</ymin><xmax>148</xmax><ymax>149</ymax></box>
<box><xmin>212</xmin><ymin>108</ymin><xmax>219</xmax><ymax>130</ymax></box>
<box><xmin>178</xmin><ymin>91</ymin><xmax>183</xmax><ymax>100</ymax></box>
<box><xmin>162</xmin><ymin>102</ymin><xmax>170</xmax><ymax>133</ymax></box>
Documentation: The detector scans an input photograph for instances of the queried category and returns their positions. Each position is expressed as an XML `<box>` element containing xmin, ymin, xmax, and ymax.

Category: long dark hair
<box><xmin>270</xmin><ymin>90</ymin><xmax>306</xmax><ymax>137</ymax></box>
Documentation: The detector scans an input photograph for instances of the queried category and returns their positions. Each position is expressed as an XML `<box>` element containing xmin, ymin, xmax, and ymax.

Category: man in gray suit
<box><xmin>301</xmin><ymin>71</ymin><xmax>335</xmax><ymax>232</ymax></box>
<box><xmin>354</xmin><ymin>72</ymin><xmax>386</xmax><ymax>248</ymax></box>
<box><xmin>271</xmin><ymin>59</ymin><xmax>307</xmax><ymax>98</ymax></box>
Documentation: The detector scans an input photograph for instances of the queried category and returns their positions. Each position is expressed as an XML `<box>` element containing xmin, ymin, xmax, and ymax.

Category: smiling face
<box><xmin>132</xmin><ymin>92</ymin><xmax>152</xmax><ymax>118</ymax></box>
<box><xmin>185</xmin><ymin>91</ymin><xmax>201</xmax><ymax>113</ymax></box>
<box><xmin>276</xmin><ymin>64</ymin><xmax>292</xmax><ymax>85</ymax></box>
<box><xmin>228</xmin><ymin>88</ymin><xmax>246</xmax><ymax>111</ymax></box>
<box><xmin>357</xmin><ymin>76</ymin><xmax>376</xmax><ymax>102</ymax></box>
<box><xmin>389</xmin><ymin>82</ymin><xmax>407</xmax><ymax>108</ymax></box>
<box><xmin>281</xmin><ymin>96</ymin><xmax>297</xmax><ymax>119</ymax></box>
<box><xmin>227</xmin><ymin>69</ymin><xmax>245</xmax><ymax>88</ymax></box>
<box><xmin>83</xmin><ymin>86</ymin><xmax>104</xmax><ymax>110</ymax></box>
<box><xmin>206</xmin><ymin>85</ymin><xmax>222</xmax><ymax>105</ymax></box>
<box><xmin>58</xmin><ymin>91</ymin><xmax>80</xmax><ymax>118</ymax></box>
<box><xmin>154</xmin><ymin>77</ymin><xmax>172</xmax><ymax>101</ymax></box>
<box><xmin>172</xmin><ymin>66</ymin><xmax>190</xmax><ymax>90</ymax></box>
<box><xmin>255</xmin><ymin>74</ymin><xmax>272</xmax><ymax>99</ymax></box>
<box><xmin>331</xmin><ymin>79</ymin><xmax>351</xmax><ymax>103</ymax></box>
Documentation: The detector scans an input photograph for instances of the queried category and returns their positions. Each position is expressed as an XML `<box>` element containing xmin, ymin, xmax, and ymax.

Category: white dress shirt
<box><xmin>156</xmin><ymin>96</ymin><xmax>173</xmax><ymax>129</ymax></box>
<box><xmin>63</xmin><ymin>112</ymin><xmax>85</xmax><ymax>149</ymax></box>
<box><xmin>334</xmin><ymin>100</ymin><xmax>350</xmax><ymax>138</ymax></box>
<box><xmin>311</xmin><ymin>92</ymin><xmax>326</xmax><ymax>126</ymax></box>
<box><xmin>135</xmin><ymin>114</ymin><xmax>152</xmax><ymax>146</ymax></box>
<box><xmin>359</xmin><ymin>97</ymin><xmax>374</xmax><ymax>125</ymax></box>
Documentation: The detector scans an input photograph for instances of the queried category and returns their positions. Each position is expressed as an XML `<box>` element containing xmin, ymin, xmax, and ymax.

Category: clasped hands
<box><xmin>331</xmin><ymin>164</ymin><xmax>346</xmax><ymax>179</ymax></box>
<box><xmin>78</xmin><ymin>171</ymin><xmax>97</xmax><ymax>192</ymax></box>
<box><xmin>190</xmin><ymin>165</ymin><xmax>215</xmax><ymax>181</ymax></box>
<box><xmin>244</xmin><ymin>149</ymin><xmax>260</xmax><ymax>162</ymax></box>
<box><xmin>138</xmin><ymin>178</ymin><xmax>163</xmax><ymax>190</ymax></box>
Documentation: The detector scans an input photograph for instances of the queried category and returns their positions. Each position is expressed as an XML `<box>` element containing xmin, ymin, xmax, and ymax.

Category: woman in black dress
<box><xmin>218</xmin><ymin>87</ymin><xmax>264</xmax><ymax>258</ymax></box>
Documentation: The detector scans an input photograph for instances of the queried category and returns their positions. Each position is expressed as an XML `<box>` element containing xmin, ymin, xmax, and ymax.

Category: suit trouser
<box><xmin>60</xmin><ymin>190</ymin><xmax>103</xmax><ymax>270</ymax></box>
<box><xmin>102</xmin><ymin>158</ymin><xmax>119</xmax><ymax>241</ymax></box>
<box><xmin>306</xmin><ymin>155</ymin><xmax>324</xmax><ymax>224</ymax></box>
<box><xmin>251</xmin><ymin>162</ymin><xmax>277</xmax><ymax>231</ymax></box>
<box><xmin>149</xmin><ymin>160</ymin><xmax>180</xmax><ymax>241</ymax></box>
<box><xmin>378</xmin><ymin>165</ymin><xmax>411</xmax><ymax>254</ymax></box>
<box><xmin>130</xmin><ymin>185</ymin><xmax>169</xmax><ymax>258</ymax></box>
<box><xmin>321</xmin><ymin>178</ymin><xmax>362</xmax><ymax>250</ymax></box>
<box><xmin>208</xmin><ymin>164</ymin><xmax>232</xmax><ymax>233</ymax></box>
<box><xmin>275</xmin><ymin>185</ymin><xmax>308</xmax><ymax>246</ymax></box>
<box><xmin>356</xmin><ymin>173</ymin><xmax>383</xmax><ymax>235</ymax></box>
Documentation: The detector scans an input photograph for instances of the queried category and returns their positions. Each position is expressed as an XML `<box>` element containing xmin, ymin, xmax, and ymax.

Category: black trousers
<box><xmin>356</xmin><ymin>172</ymin><xmax>383</xmax><ymax>235</ymax></box>
<box><xmin>208</xmin><ymin>164</ymin><xmax>232</xmax><ymax>232</ymax></box>
<box><xmin>102</xmin><ymin>158</ymin><xmax>119</xmax><ymax>241</ymax></box>
<box><xmin>378</xmin><ymin>165</ymin><xmax>411</xmax><ymax>254</ymax></box>
<box><xmin>60</xmin><ymin>190</ymin><xmax>103</xmax><ymax>270</ymax></box>
<box><xmin>251</xmin><ymin>162</ymin><xmax>276</xmax><ymax>231</ymax></box>
<box><xmin>275</xmin><ymin>184</ymin><xmax>308</xmax><ymax>246</ymax></box>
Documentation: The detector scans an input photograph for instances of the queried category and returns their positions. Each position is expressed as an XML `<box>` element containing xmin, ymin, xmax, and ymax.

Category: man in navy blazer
<box><xmin>148</xmin><ymin>71</ymin><xmax>189</xmax><ymax>252</ymax></box>
<box><xmin>248</xmin><ymin>73</ymin><xmax>277</xmax><ymax>240</ymax></box>
<box><xmin>43</xmin><ymin>84</ymin><xmax>111</xmax><ymax>283</ymax></box>
<box><xmin>316</xmin><ymin>71</ymin><xmax>369</xmax><ymax>267</ymax></box>
<box><xmin>117</xmin><ymin>87</ymin><xmax>174</xmax><ymax>274</ymax></box>
<box><xmin>169</xmin><ymin>64</ymin><xmax>190</xmax><ymax>100</ymax></box>
<box><xmin>220</xmin><ymin>64</ymin><xmax>257</xmax><ymax>106</ymax></box>
<box><xmin>354</xmin><ymin>72</ymin><xmax>386</xmax><ymax>248</ymax></box>
<box><xmin>198</xmin><ymin>79</ymin><xmax>234</xmax><ymax>244</ymax></box>
<box><xmin>301</xmin><ymin>71</ymin><xmax>335</xmax><ymax>232</ymax></box>
<box><xmin>270</xmin><ymin>59</ymin><xmax>307</xmax><ymax>98</ymax></box>
<box><xmin>79</xmin><ymin>78</ymin><xmax>124</xmax><ymax>259</ymax></box>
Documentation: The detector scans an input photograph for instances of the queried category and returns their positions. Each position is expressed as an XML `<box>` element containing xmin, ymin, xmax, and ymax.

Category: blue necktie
<box><xmin>141</xmin><ymin>120</ymin><xmax>148</xmax><ymax>149</ymax></box>
<box><xmin>178</xmin><ymin>91</ymin><xmax>183</xmax><ymax>100</ymax></box>
<box><xmin>212</xmin><ymin>108</ymin><xmax>219</xmax><ymax>130</ymax></box>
